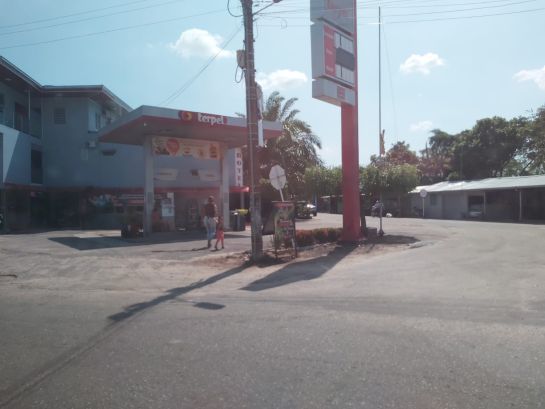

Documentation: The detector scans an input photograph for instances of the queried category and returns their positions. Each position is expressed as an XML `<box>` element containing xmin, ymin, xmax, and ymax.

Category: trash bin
<box><xmin>230</xmin><ymin>211</ymin><xmax>246</xmax><ymax>231</ymax></box>
<box><xmin>236</xmin><ymin>213</ymin><xmax>246</xmax><ymax>231</ymax></box>
<box><xmin>229</xmin><ymin>211</ymin><xmax>238</xmax><ymax>231</ymax></box>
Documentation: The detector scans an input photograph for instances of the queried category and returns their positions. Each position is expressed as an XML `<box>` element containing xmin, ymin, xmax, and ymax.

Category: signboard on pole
<box><xmin>310</xmin><ymin>0</ymin><xmax>360</xmax><ymax>241</ymax></box>
<box><xmin>311</xmin><ymin>0</ymin><xmax>355</xmax><ymax>34</ymax></box>
<box><xmin>311</xmin><ymin>21</ymin><xmax>355</xmax><ymax>89</ymax></box>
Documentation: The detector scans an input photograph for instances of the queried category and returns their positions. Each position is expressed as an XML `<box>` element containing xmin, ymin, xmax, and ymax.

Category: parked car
<box><xmin>468</xmin><ymin>205</ymin><xmax>484</xmax><ymax>219</ymax></box>
<box><xmin>296</xmin><ymin>201</ymin><xmax>317</xmax><ymax>218</ymax></box>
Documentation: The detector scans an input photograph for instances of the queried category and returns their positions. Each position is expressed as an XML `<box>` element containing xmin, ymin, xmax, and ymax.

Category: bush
<box><xmin>294</xmin><ymin>228</ymin><xmax>342</xmax><ymax>247</ymax></box>
<box><xmin>313</xmin><ymin>228</ymin><xmax>330</xmax><ymax>243</ymax></box>
<box><xmin>295</xmin><ymin>230</ymin><xmax>315</xmax><ymax>247</ymax></box>
<box><xmin>326</xmin><ymin>228</ymin><xmax>341</xmax><ymax>242</ymax></box>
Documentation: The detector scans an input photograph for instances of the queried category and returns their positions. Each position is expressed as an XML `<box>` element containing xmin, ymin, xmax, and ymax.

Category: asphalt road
<box><xmin>1</xmin><ymin>215</ymin><xmax>544</xmax><ymax>408</ymax></box>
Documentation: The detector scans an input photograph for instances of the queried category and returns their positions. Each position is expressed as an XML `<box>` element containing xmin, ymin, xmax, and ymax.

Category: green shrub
<box><xmin>295</xmin><ymin>230</ymin><xmax>315</xmax><ymax>247</ymax></box>
<box><xmin>327</xmin><ymin>228</ymin><xmax>341</xmax><ymax>242</ymax></box>
<box><xmin>313</xmin><ymin>228</ymin><xmax>329</xmax><ymax>243</ymax></box>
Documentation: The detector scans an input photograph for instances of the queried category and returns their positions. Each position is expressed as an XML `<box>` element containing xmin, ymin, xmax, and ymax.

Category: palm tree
<box><xmin>259</xmin><ymin>91</ymin><xmax>323</xmax><ymax>197</ymax></box>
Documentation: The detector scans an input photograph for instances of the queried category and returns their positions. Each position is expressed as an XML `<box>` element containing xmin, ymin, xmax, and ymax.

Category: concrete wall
<box><xmin>0</xmin><ymin>124</ymin><xmax>34</xmax><ymax>186</ymax></box>
<box><xmin>41</xmin><ymin>97</ymin><xmax>227</xmax><ymax>191</ymax></box>
<box><xmin>41</xmin><ymin>97</ymin><xmax>144</xmax><ymax>188</ymax></box>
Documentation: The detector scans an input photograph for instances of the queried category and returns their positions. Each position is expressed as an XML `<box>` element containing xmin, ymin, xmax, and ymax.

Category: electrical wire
<box><xmin>0</xmin><ymin>0</ymin><xmax>189</xmax><ymax>37</ymax></box>
<box><xmin>159</xmin><ymin>25</ymin><xmax>243</xmax><ymax>106</ymax></box>
<box><xmin>0</xmin><ymin>8</ymin><xmax>226</xmax><ymax>50</ymax></box>
<box><xmin>256</xmin><ymin>3</ymin><xmax>545</xmax><ymax>27</ymax></box>
<box><xmin>382</xmin><ymin>20</ymin><xmax>399</xmax><ymax>143</ymax></box>
<box><xmin>0</xmin><ymin>0</ymin><xmax>156</xmax><ymax>29</ymax></box>
<box><xmin>227</xmin><ymin>0</ymin><xmax>243</xmax><ymax>17</ymax></box>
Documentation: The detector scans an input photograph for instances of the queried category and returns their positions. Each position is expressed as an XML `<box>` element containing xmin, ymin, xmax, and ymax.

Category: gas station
<box><xmin>98</xmin><ymin>105</ymin><xmax>282</xmax><ymax>236</ymax></box>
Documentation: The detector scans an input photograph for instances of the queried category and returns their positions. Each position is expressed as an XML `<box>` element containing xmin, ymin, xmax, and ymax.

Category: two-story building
<box><xmin>0</xmin><ymin>56</ymin><xmax>281</xmax><ymax>233</ymax></box>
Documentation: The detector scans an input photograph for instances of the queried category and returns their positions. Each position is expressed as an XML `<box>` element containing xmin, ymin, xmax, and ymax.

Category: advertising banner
<box><xmin>272</xmin><ymin>201</ymin><xmax>296</xmax><ymax>245</ymax></box>
<box><xmin>152</xmin><ymin>137</ymin><xmax>220</xmax><ymax>160</ymax></box>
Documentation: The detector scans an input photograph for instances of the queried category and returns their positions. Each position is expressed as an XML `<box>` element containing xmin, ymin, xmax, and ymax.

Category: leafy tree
<box><xmin>418</xmin><ymin>130</ymin><xmax>456</xmax><ymax>184</ymax></box>
<box><xmin>371</xmin><ymin>141</ymin><xmax>418</xmax><ymax>166</ymax></box>
<box><xmin>449</xmin><ymin>117</ymin><xmax>523</xmax><ymax>180</ymax></box>
<box><xmin>360</xmin><ymin>161</ymin><xmax>419</xmax><ymax>198</ymax></box>
<box><xmin>253</xmin><ymin>91</ymin><xmax>322</xmax><ymax>198</ymax></box>
<box><xmin>515</xmin><ymin>105</ymin><xmax>545</xmax><ymax>175</ymax></box>
<box><xmin>304</xmin><ymin>166</ymin><xmax>342</xmax><ymax>199</ymax></box>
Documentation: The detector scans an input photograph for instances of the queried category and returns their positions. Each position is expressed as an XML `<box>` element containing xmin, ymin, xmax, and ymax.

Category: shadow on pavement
<box><xmin>49</xmin><ymin>231</ymin><xmax>248</xmax><ymax>251</ymax></box>
<box><xmin>241</xmin><ymin>244</ymin><xmax>357</xmax><ymax>292</ymax></box>
<box><xmin>369</xmin><ymin>235</ymin><xmax>419</xmax><ymax>245</ymax></box>
<box><xmin>108</xmin><ymin>263</ymin><xmax>248</xmax><ymax>323</ymax></box>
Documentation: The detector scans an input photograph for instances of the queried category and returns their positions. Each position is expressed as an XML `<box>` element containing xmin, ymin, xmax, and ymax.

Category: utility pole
<box><xmin>378</xmin><ymin>6</ymin><xmax>384</xmax><ymax>237</ymax></box>
<box><xmin>241</xmin><ymin>0</ymin><xmax>263</xmax><ymax>260</ymax></box>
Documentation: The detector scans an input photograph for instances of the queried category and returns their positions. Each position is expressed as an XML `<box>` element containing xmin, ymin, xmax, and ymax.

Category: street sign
<box><xmin>269</xmin><ymin>165</ymin><xmax>287</xmax><ymax>201</ymax></box>
<box><xmin>420</xmin><ymin>189</ymin><xmax>427</xmax><ymax>218</ymax></box>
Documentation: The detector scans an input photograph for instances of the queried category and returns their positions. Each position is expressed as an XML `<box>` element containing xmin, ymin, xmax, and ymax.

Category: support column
<box><xmin>519</xmin><ymin>189</ymin><xmax>523</xmax><ymax>222</ymax></box>
<box><xmin>220</xmin><ymin>146</ymin><xmax>231</xmax><ymax>230</ymax></box>
<box><xmin>483</xmin><ymin>191</ymin><xmax>487</xmax><ymax>220</ymax></box>
<box><xmin>143</xmin><ymin>136</ymin><xmax>154</xmax><ymax>237</ymax></box>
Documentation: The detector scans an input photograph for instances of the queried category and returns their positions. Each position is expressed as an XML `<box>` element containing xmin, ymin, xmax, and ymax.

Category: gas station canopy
<box><xmin>98</xmin><ymin>105</ymin><xmax>283</xmax><ymax>148</ymax></box>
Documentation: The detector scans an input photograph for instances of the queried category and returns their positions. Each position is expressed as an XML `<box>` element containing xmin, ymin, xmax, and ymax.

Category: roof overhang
<box><xmin>41</xmin><ymin>85</ymin><xmax>131</xmax><ymax>113</ymax></box>
<box><xmin>0</xmin><ymin>56</ymin><xmax>41</xmax><ymax>93</ymax></box>
<box><xmin>98</xmin><ymin>106</ymin><xmax>283</xmax><ymax>149</ymax></box>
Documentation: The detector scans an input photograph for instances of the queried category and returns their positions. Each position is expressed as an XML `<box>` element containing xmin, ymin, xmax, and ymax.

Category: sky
<box><xmin>1</xmin><ymin>0</ymin><xmax>544</xmax><ymax>166</ymax></box>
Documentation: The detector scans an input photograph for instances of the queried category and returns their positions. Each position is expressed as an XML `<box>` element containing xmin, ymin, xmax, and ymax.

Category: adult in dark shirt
<box><xmin>203</xmin><ymin>196</ymin><xmax>217</xmax><ymax>248</ymax></box>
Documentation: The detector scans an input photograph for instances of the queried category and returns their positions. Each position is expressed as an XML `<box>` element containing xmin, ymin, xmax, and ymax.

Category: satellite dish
<box><xmin>419</xmin><ymin>189</ymin><xmax>428</xmax><ymax>198</ymax></box>
<box><xmin>269</xmin><ymin>165</ymin><xmax>286</xmax><ymax>201</ymax></box>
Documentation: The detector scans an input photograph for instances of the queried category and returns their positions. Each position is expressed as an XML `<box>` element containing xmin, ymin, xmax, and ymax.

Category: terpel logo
<box><xmin>179</xmin><ymin>111</ymin><xmax>193</xmax><ymax>121</ymax></box>
<box><xmin>197</xmin><ymin>113</ymin><xmax>225</xmax><ymax>126</ymax></box>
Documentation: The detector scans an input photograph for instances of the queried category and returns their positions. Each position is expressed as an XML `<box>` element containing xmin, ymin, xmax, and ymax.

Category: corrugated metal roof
<box><xmin>411</xmin><ymin>174</ymin><xmax>545</xmax><ymax>194</ymax></box>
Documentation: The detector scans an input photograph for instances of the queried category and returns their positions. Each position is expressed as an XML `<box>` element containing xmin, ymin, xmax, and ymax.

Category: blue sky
<box><xmin>1</xmin><ymin>0</ymin><xmax>544</xmax><ymax>165</ymax></box>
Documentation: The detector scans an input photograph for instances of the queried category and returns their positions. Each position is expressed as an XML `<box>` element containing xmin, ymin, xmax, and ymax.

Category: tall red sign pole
<box><xmin>341</xmin><ymin>0</ymin><xmax>360</xmax><ymax>242</ymax></box>
<box><xmin>311</xmin><ymin>0</ymin><xmax>360</xmax><ymax>241</ymax></box>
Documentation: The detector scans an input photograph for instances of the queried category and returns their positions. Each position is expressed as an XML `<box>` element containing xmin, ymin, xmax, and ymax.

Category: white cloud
<box><xmin>400</xmin><ymin>53</ymin><xmax>445</xmax><ymax>75</ymax></box>
<box><xmin>256</xmin><ymin>69</ymin><xmax>308</xmax><ymax>91</ymax></box>
<box><xmin>169</xmin><ymin>28</ymin><xmax>234</xmax><ymax>59</ymax></box>
<box><xmin>410</xmin><ymin>120</ymin><xmax>433</xmax><ymax>133</ymax></box>
<box><xmin>514</xmin><ymin>66</ymin><xmax>545</xmax><ymax>91</ymax></box>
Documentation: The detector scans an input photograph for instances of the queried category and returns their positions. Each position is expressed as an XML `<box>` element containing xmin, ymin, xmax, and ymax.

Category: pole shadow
<box><xmin>108</xmin><ymin>263</ymin><xmax>249</xmax><ymax>323</ymax></box>
<box><xmin>241</xmin><ymin>244</ymin><xmax>357</xmax><ymax>292</ymax></box>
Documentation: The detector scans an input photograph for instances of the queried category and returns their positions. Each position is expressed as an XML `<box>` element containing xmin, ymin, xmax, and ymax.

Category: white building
<box><xmin>410</xmin><ymin>175</ymin><xmax>545</xmax><ymax>222</ymax></box>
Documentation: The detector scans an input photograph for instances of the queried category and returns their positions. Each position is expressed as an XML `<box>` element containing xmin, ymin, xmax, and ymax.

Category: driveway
<box><xmin>1</xmin><ymin>216</ymin><xmax>544</xmax><ymax>408</ymax></box>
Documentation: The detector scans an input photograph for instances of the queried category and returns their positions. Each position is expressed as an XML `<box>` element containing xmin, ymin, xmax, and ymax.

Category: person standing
<box><xmin>214</xmin><ymin>216</ymin><xmax>225</xmax><ymax>250</ymax></box>
<box><xmin>203</xmin><ymin>196</ymin><xmax>217</xmax><ymax>248</ymax></box>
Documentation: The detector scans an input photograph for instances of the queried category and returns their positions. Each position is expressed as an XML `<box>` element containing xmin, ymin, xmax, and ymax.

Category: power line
<box><xmin>159</xmin><ymin>25</ymin><xmax>242</xmax><ymax>106</ymax></box>
<box><xmin>0</xmin><ymin>0</ymin><xmax>157</xmax><ymax>29</ymax></box>
<box><xmin>257</xmin><ymin>4</ymin><xmax>545</xmax><ymax>27</ymax></box>
<box><xmin>261</xmin><ymin>0</ymin><xmax>541</xmax><ymax>17</ymax></box>
<box><xmin>387</xmin><ymin>5</ymin><xmax>545</xmax><ymax>23</ymax></box>
<box><xmin>0</xmin><ymin>0</ymin><xmax>189</xmax><ymax>37</ymax></box>
<box><xmin>0</xmin><ymin>9</ymin><xmax>226</xmax><ymax>50</ymax></box>
<box><xmin>382</xmin><ymin>20</ymin><xmax>399</xmax><ymax>143</ymax></box>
